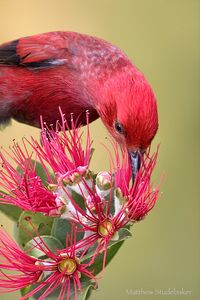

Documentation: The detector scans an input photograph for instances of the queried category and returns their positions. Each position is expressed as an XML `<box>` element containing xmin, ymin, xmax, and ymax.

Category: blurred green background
<box><xmin>0</xmin><ymin>0</ymin><xmax>199</xmax><ymax>299</ymax></box>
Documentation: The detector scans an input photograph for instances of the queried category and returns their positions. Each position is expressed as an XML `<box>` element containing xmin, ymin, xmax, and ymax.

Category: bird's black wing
<box><xmin>0</xmin><ymin>32</ymin><xmax>74</xmax><ymax>70</ymax></box>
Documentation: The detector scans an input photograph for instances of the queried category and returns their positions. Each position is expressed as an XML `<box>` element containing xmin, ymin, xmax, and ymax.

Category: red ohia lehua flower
<box><xmin>0</xmin><ymin>108</ymin><xmax>160</xmax><ymax>299</ymax></box>
<box><xmin>0</xmin><ymin>140</ymin><xmax>65</xmax><ymax>216</ymax></box>
<box><xmin>0</xmin><ymin>225</ymin><xmax>97</xmax><ymax>300</ymax></box>
<box><xmin>59</xmin><ymin>144</ymin><xmax>160</xmax><ymax>267</ymax></box>
<box><xmin>113</xmin><ymin>144</ymin><xmax>160</xmax><ymax>221</ymax></box>
<box><xmin>30</xmin><ymin>108</ymin><xmax>92</xmax><ymax>182</ymax></box>
<box><xmin>0</xmin><ymin>110</ymin><xmax>92</xmax><ymax>216</ymax></box>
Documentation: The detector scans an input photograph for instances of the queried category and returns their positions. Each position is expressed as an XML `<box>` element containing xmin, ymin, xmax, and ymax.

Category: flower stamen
<box><xmin>98</xmin><ymin>219</ymin><xmax>115</xmax><ymax>238</ymax></box>
<box><xmin>58</xmin><ymin>258</ymin><xmax>77</xmax><ymax>275</ymax></box>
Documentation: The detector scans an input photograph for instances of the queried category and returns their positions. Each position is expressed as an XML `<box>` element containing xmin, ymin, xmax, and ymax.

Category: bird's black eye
<box><xmin>114</xmin><ymin>120</ymin><xmax>124</xmax><ymax>134</ymax></box>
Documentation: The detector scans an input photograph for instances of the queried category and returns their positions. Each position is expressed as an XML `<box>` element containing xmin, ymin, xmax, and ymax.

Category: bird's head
<box><xmin>96</xmin><ymin>68</ymin><xmax>158</xmax><ymax>182</ymax></box>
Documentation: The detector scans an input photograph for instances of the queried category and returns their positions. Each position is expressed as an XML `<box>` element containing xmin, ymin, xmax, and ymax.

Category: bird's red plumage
<box><xmin>0</xmin><ymin>31</ymin><xmax>158</xmax><ymax>151</ymax></box>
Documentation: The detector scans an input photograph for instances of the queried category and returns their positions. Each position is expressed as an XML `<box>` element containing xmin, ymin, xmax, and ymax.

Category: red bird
<box><xmin>0</xmin><ymin>31</ymin><xmax>158</xmax><ymax>180</ymax></box>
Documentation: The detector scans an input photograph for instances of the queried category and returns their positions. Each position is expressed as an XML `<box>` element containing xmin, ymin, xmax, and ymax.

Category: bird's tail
<box><xmin>0</xmin><ymin>100</ymin><xmax>12</xmax><ymax>129</ymax></box>
<box><xmin>0</xmin><ymin>82</ymin><xmax>13</xmax><ymax>130</ymax></box>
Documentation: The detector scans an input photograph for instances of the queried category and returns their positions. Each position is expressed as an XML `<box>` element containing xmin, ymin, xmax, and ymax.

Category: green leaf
<box><xmin>78</xmin><ymin>283</ymin><xmax>95</xmax><ymax>300</ymax></box>
<box><xmin>71</xmin><ymin>190</ymin><xmax>86</xmax><ymax>211</ymax></box>
<box><xmin>24</xmin><ymin>235</ymin><xmax>64</xmax><ymax>258</ymax></box>
<box><xmin>17</xmin><ymin>160</ymin><xmax>50</xmax><ymax>186</ymax></box>
<box><xmin>29</xmin><ymin>280</ymin><xmax>96</xmax><ymax>300</ymax></box>
<box><xmin>16</xmin><ymin>211</ymin><xmax>54</xmax><ymax>247</ymax></box>
<box><xmin>108</xmin><ymin>227</ymin><xmax>132</xmax><ymax>247</ymax></box>
<box><xmin>0</xmin><ymin>203</ymin><xmax>22</xmax><ymax>221</ymax></box>
<box><xmin>51</xmin><ymin>218</ymin><xmax>71</xmax><ymax>246</ymax></box>
<box><xmin>33</xmin><ymin>160</ymin><xmax>49</xmax><ymax>185</ymax></box>
<box><xmin>51</xmin><ymin>218</ymin><xmax>84</xmax><ymax>247</ymax></box>
<box><xmin>82</xmin><ymin>228</ymin><xmax>132</xmax><ymax>262</ymax></box>
<box><xmin>80</xmin><ymin>228</ymin><xmax>132</xmax><ymax>278</ymax></box>
<box><xmin>92</xmin><ymin>240</ymin><xmax>124</xmax><ymax>276</ymax></box>
<box><xmin>21</xmin><ymin>285</ymin><xmax>32</xmax><ymax>299</ymax></box>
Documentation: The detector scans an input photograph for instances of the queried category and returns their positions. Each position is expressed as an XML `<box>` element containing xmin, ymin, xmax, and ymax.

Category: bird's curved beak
<box><xmin>128</xmin><ymin>149</ymin><xmax>143</xmax><ymax>183</ymax></box>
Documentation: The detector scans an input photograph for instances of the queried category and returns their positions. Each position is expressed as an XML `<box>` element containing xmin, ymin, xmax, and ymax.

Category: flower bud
<box><xmin>114</xmin><ymin>187</ymin><xmax>124</xmax><ymax>216</ymax></box>
<box><xmin>47</xmin><ymin>183</ymin><xmax>58</xmax><ymax>192</ymax></box>
<box><xmin>96</xmin><ymin>171</ymin><xmax>112</xmax><ymax>198</ymax></box>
